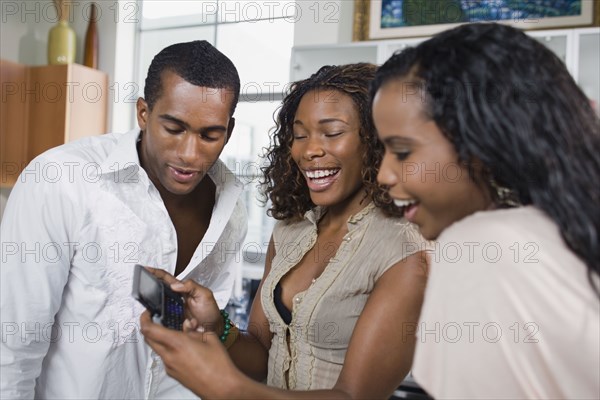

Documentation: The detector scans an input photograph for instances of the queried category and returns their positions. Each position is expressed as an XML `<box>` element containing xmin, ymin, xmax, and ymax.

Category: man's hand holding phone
<box><xmin>132</xmin><ymin>265</ymin><xmax>185</xmax><ymax>330</ymax></box>
<box><xmin>133</xmin><ymin>265</ymin><xmax>223</xmax><ymax>334</ymax></box>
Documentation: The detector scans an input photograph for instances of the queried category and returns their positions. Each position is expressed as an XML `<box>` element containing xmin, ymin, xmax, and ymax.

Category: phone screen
<box><xmin>132</xmin><ymin>265</ymin><xmax>184</xmax><ymax>330</ymax></box>
<box><xmin>138</xmin><ymin>268</ymin><xmax>161</xmax><ymax>311</ymax></box>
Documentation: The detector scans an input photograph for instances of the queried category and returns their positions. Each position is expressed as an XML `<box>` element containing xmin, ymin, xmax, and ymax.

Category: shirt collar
<box><xmin>304</xmin><ymin>201</ymin><xmax>376</xmax><ymax>230</ymax></box>
<box><xmin>98</xmin><ymin>129</ymin><xmax>142</xmax><ymax>175</ymax></box>
<box><xmin>207</xmin><ymin>158</ymin><xmax>244</xmax><ymax>196</ymax></box>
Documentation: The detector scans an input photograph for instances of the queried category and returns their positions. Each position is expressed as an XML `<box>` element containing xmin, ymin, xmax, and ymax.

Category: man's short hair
<box><xmin>144</xmin><ymin>40</ymin><xmax>240</xmax><ymax>116</ymax></box>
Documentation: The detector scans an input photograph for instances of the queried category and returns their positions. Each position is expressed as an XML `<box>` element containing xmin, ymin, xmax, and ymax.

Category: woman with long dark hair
<box><xmin>373</xmin><ymin>22</ymin><xmax>600</xmax><ymax>399</ymax></box>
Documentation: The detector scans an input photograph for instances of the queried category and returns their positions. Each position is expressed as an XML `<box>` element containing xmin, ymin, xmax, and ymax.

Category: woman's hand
<box><xmin>143</xmin><ymin>267</ymin><xmax>223</xmax><ymax>334</ymax></box>
<box><xmin>140</xmin><ymin>311</ymin><xmax>242</xmax><ymax>398</ymax></box>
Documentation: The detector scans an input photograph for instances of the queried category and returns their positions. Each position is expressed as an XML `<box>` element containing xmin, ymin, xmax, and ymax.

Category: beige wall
<box><xmin>293</xmin><ymin>0</ymin><xmax>354</xmax><ymax>46</ymax></box>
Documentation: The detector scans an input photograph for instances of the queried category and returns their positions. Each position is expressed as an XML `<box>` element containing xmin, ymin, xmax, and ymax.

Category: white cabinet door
<box><xmin>290</xmin><ymin>44</ymin><xmax>377</xmax><ymax>81</ymax></box>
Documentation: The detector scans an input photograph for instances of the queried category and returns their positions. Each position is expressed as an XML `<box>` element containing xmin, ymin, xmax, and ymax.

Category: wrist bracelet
<box><xmin>219</xmin><ymin>309</ymin><xmax>232</xmax><ymax>342</ymax></box>
<box><xmin>219</xmin><ymin>309</ymin><xmax>239</xmax><ymax>349</ymax></box>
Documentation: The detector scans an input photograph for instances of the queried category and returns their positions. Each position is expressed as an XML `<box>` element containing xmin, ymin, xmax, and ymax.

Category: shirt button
<box><xmin>344</xmin><ymin>235</ymin><xmax>352</xmax><ymax>242</ymax></box>
<box><xmin>295</xmin><ymin>297</ymin><xmax>301</xmax><ymax>303</ymax></box>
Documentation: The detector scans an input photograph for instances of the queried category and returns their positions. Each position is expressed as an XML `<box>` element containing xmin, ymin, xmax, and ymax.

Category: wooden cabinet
<box><xmin>0</xmin><ymin>60</ymin><xmax>108</xmax><ymax>187</ymax></box>
<box><xmin>0</xmin><ymin>60</ymin><xmax>28</xmax><ymax>188</ymax></box>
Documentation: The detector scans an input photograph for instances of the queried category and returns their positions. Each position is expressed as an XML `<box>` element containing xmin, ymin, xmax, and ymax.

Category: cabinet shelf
<box><xmin>290</xmin><ymin>27</ymin><xmax>600</xmax><ymax>113</ymax></box>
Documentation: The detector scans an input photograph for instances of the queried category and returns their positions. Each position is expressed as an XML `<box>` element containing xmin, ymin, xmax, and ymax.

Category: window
<box><xmin>138</xmin><ymin>1</ymin><xmax>297</xmax><ymax>304</ymax></box>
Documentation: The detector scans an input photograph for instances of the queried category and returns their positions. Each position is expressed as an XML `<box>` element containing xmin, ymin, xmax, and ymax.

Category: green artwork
<box><xmin>381</xmin><ymin>0</ymin><xmax>583</xmax><ymax>28</ymax></box>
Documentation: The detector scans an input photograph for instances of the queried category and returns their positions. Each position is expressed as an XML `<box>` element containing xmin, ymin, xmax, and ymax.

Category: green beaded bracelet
<box><xmin>219</xmin><ymin>309</ymin><xmax>232</xmax><ymax>343</ymax></box>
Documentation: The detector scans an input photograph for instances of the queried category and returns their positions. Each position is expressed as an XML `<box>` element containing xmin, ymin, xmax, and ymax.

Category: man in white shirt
<box><xmin>0</xmin><ymin>40</ymin><xmax>248</xmax><ymax>399</ymax></box>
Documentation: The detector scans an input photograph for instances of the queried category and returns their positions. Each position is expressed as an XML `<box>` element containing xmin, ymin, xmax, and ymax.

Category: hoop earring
<box><xmin>489</xmin><ymin>178</ymin><xmax>521</xmax><ymax>207</ymax></box>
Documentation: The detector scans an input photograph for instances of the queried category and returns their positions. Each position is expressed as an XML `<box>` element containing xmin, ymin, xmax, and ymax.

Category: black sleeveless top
<box><xmin>273</xmin><ymin>282</ymin><xmax>292</xmax><ymax>324</ymax></box>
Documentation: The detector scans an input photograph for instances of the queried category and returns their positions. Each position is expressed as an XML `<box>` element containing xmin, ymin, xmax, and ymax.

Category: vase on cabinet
<box><xmin>84</xmin><ymin>3</ymin><xmax>99</xmax><ymax>69</ymax></box>
<box><xmin>48</xmin><ymin>19</ymin><xmax>76</xmax><ymax>65</ymax></box>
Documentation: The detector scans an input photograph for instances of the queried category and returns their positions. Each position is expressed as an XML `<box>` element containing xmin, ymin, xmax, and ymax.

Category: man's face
<box><xmin>136</xmin><ymin>70</ymin><xmax>235</xmax><ymax>196</ymax></box>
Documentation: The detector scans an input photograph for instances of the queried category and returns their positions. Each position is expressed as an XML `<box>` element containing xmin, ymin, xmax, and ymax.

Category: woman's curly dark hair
<box><xmin>371</xmin><ymin>23</ymin><xmax>600</xmax><ymax>295</ymax></box>
<box><xmin>261</xmin><ymin>63</ymin><xmax>400</xmax><ymax>221</ymax></box>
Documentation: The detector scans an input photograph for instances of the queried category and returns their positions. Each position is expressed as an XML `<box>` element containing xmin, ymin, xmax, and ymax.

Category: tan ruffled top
<box><xmin>262</xmin><ymin>203</ymin><xmax>430</xmax><ymax>389</ymax></box>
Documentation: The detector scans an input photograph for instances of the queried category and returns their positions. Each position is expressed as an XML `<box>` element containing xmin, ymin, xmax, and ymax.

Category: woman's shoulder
<box><xmin>434</xmin><ymin>206</ymin><xmax>588</xmax><ymax>281</ymax></box>
<box><xmin>439</xmin><ymin>206</ymin><xmax>556</xmax><ymax>243</ymax></box>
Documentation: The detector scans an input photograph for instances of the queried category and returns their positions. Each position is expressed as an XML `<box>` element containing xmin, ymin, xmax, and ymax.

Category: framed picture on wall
<box><xmin>353</xmin><ymin>0</ymin><xmax>598</xmax><ymax>41</ymax></box>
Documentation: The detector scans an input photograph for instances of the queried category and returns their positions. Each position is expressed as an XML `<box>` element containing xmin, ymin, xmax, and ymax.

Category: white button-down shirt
<box><xmin>0</xmin><ymin>129</ymin><xmax>248</xmax><ymax>399</ymax></box>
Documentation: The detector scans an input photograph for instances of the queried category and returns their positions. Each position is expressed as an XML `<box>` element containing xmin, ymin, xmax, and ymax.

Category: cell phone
<box><xmin>132</xmin><ymin>264</ymin><xmax>184</xmax><ymax>330</ymax></box>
